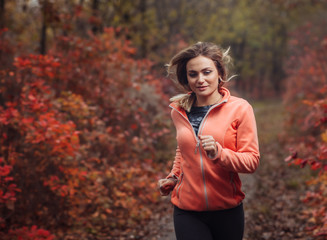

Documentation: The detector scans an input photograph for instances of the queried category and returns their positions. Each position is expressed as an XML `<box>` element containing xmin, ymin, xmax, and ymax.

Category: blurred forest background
<box><xmin>0</xmin><ymin>0</ymin><xmax>326</xmax><ymax>239</ymax></box>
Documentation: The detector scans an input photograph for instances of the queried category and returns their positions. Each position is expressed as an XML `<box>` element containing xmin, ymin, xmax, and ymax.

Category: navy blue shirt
<box><xmin>186</xmin><ymin>105</ymin><xmax>212</xmax><ymax>135</ymax></box>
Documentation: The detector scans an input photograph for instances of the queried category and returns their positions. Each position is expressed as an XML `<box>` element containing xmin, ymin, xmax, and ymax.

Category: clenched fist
<box><xmin>158</xmin><ymin>178</ymin><xmax>177</xmax><ymax>196</ymax></box>
<box><xmin>199</xmin><ymin>135</ymin><xmax>218</xmax><ymax>159</ymax></box>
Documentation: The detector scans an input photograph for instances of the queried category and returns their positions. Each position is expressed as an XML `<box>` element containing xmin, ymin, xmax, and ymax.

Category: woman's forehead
<box><xmin>186</xmin><ymin>56</ymin><xmax>215</xmax><ymax>70</ymax></box>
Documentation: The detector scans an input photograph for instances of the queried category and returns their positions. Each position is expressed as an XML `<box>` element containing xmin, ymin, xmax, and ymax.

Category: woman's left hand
<box><xmin>158</xmin><ymin>178</ymin><xmax>177</xmax><ymax>196</ymax></box>
<box><xmin>199</xmin><ymin>135</ymin><xmax>218</xmax><ymax>159</ymax></box>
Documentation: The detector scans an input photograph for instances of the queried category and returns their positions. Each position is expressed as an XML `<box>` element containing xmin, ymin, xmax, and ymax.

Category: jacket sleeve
<box><xmin>215</xmin><ymin>103</ymin><xmax>260</xmax><ymax>173</ymax></box>
<box><xmin>166</xmin><ymin>146</ymin><xmax>182</xmax><ymax>179</ymax></box>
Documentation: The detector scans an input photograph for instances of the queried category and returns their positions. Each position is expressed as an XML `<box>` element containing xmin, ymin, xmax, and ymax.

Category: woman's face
<box><xmin>186</xmin><ymin>55</ymin><xmax>220</xmax><ymax>105</ymax></box>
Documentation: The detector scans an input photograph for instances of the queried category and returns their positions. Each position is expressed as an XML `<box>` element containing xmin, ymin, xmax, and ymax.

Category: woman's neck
<box><xmin>195</xmin><ymin>92</ymin><xmax>222</xmax><ymax>107</ymax></box>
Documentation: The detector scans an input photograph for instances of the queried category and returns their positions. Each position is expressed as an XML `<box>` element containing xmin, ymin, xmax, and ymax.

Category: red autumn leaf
<box><xmin>310</xmin><ymin>161</ymin><xmax>322</xmax><ymax>171</ymax></box>
<box><xmin>0</xmin><ymin>165</ymin><xmax>12</xmax><ymax>176</ymax></box>
<box><xmin>130</xmin><ymin>123</ymin><xmax>138</xmax><ymax>130</ymax></box>
<box><xmin>284</xmin><ymin>155</ymin><xmax>293</xmax><ymax>162</ymax></box>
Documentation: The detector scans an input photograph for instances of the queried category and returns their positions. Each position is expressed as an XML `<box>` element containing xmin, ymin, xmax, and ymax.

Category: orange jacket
<box><xmin>167</xmin><ymin>87</ymin><xmax>260</xmax><ymax>211</ymax></box>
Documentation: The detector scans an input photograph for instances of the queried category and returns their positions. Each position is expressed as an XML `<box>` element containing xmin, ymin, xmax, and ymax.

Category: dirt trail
<box><xmin>147</xmin><ymin>100</ymin><xmax>312</xmax><ymax>240</ymax></box>
<box><xmin>243</xmin><ymin>101</ymin><xmax>312</xmax><ymax>240</ymax></box>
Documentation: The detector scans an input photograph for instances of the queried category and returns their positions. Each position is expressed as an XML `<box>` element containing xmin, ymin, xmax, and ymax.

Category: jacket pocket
<box><xmin>230</xmin><ymin>172</ymin><xmax>237</xmax><ymax>197</ymax></box>
<box><xmin>224</xmin><ymin>120</ymin><xmax>238</xmax><ymax>151</ymax></box>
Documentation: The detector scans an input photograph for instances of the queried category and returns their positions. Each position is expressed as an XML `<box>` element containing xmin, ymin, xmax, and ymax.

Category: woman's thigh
<box><xmin>209</xmin><ymin>203</ymin><xmax>244</xmax><ymax>240</ymax></box>
<box><xmin>173</xmin><ymin>206</ymin><xmax>213</xmax><ymax>240</ymax></box>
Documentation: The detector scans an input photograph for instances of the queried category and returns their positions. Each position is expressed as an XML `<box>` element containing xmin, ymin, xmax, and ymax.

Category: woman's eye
<box><xmin>204</xmin><ymin>71</ymin><xmax>212</xmax><ymax>75</ymax></box>
<box><xmin>188</xmin><ymin>73</ymin><xmax>197</xmax><ymax>78</ymax></box>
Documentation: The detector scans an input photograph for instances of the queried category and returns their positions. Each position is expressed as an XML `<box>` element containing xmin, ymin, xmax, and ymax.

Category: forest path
<box><xmin>147</xmin><ymin>100</ymin><xmax>311</xmax><ymax>240</ymax></box>
<box><xmin>243</xmin><ymin>100</ymin><xmax>311</xmax><ymax>240</ymax></box>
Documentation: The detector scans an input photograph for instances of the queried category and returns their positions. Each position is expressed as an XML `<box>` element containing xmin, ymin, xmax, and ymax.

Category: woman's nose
<box><xmin>198</xmin><ymin>74</ymin><xmax>205</xmax><ymax>83</ymax></box>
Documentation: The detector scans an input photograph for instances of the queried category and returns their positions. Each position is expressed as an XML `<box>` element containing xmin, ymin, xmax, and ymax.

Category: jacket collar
<box><xmin>169</xmin><ymin>87</ymin><xmax>230</xmax><ymax>114</ymax></box>
<box><xmin>219</xmin><ymin>87</ymin><xmax>230</xmax><ymax>103</ymax></box>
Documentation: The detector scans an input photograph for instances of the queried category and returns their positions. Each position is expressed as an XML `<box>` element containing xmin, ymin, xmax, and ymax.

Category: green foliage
<box><xmin>2</xmin><ymin>0</ymin><xmax>327</xmax><ymax>98</ymax></box>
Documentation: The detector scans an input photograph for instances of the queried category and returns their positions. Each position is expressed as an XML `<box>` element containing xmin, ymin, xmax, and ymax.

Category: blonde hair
<box><xmin>167</xmin><ymin>42</ymin><xmax>234</xmax><ymax>111</ymax></box>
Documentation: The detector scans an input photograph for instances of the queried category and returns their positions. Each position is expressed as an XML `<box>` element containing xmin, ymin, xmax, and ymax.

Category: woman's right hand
<box><xmin>158</xmin><ymin>178</ymin><xmax>177</xmax><ymax>196</ymax></box>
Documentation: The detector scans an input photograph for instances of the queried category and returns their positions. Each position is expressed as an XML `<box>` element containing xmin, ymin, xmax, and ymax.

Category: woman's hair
<box><xmin>167</xmin><ymin>42</ymin><xmax>234</xmax><ymax>111</ymax></box>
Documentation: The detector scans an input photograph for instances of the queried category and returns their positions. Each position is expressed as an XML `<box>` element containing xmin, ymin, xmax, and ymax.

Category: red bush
<box><xmin>2</xmin><ymin>225</ymin><xmax>55</xmax><ymax>240</ymax></box>
<box><xmin>0</xmin><ymin>28</ymin><xmax>174</xmax><ymax>238</ymax></box>
<box><xmin>284</xmin><ymin>22</ymin><xmax>327</xmax><ymax>237</ymax></box>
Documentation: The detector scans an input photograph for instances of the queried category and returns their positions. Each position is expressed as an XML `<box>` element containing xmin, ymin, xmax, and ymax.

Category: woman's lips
<box><xmin>197</xmin><ymin>86</ymin><xmax>208</xmax><ymax>91</ymax></box>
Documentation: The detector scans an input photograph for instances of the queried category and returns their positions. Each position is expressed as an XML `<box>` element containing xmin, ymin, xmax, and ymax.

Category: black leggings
<box><xmin>173</xmin><ymin>203</ymin><xmax>244</xmax><ymax>240</ymax></box>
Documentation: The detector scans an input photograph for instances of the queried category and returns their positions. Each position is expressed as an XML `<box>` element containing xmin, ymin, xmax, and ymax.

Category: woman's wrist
<box><xmin>208</xmin><ymin>142</ymin><xmax>219</xmax><ymax>160</ymax></box>
<box><xmin>167</xmin><ymin>176</ymin><xmax>178</xmax><ymax>184</ymax></box>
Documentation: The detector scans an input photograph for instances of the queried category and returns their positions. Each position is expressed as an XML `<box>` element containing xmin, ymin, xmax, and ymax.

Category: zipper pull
<box><xmin>195</xmin><ymin>139</ymin><xmax>200</xmax><ymax>154</ymax></box>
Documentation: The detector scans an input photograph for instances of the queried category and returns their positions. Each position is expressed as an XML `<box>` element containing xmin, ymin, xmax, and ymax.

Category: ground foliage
<box><xmin>0</xmin><ymin>27</ymin><xmax>175</xmax><ymax>239</ymax></box>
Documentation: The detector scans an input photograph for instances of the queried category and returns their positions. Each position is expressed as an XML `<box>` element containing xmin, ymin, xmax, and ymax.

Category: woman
<box><xmin>158</xmin><ymin>42</ymin><xmax>260</xmax><ymax>240</ymax></box>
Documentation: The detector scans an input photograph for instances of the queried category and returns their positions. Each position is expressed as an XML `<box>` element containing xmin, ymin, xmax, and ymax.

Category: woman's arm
<box><xmin>166</xmin><ymin>146</ymin><xmax>182</xmax><ymax>179</ymax></box>
<box><xmin>158</xmin><ymin>146</ymin><xmax>182</xmax><ymax>196</ymax></box>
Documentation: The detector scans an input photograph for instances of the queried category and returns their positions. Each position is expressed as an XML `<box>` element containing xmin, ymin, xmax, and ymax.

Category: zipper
<box><xmin>199</xmin><ymin>149</ymin><xmax>209</xmax><ymax>208</ymax></box>
<box><xmin>170</xmin><ymin>100</ymin><xmax>227</xmax><ymax>209</ymax></box>
<box><xmin>194</xmin><ymin>140</ymin><xmax>200</xmax><ymax>154</ymax></box>
<box><xmin>197</xmin><ymin>100</ymin><xmax>227</xmax><ymax>209</ymax></box>
<box><xmin>197</xmin><ymin>100</ymin><xmax>227</xmax><ymax>136</ymax></box>
<box><xmin>170</xmin><ymin>100</ymin><xmax>227</xmax><ymax>154</ymax></box>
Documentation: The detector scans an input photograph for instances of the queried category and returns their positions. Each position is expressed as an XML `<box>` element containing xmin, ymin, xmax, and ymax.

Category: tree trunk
<box><xmin>271</xmin><ymin>23</ymin><xmax>287</xmax><ymax>95</ymax></box>
<box><xmin>0</xmin><ymin>0</ymin><xmax>5</xmax><ymax>29</ymax></box>
<box><xmin>91</xmin><ymin>0</ymin><xmax>99</xmax><ymax>34</ymax></box>
<box><xmin>73</xmin><ymin>0</ymin><xmax>88</xmax><ymax>37</ymax></box>
<box><xmin>139</xmin><ymin>0</ymin><xmax>147</xmax><ymax>58</ymax></box>
<box><xmin>40</xmin><ymin>1</ymin><xmax>47</xmax><ymax>55</ymax></box>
